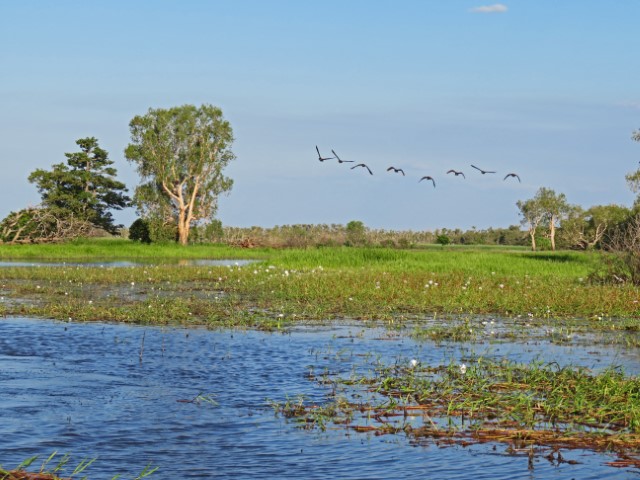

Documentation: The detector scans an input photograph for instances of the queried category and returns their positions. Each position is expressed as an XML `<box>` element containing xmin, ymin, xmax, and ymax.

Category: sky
<box><xmin>1</xmin><ymin>0</ymin><xmax>639</xmax><ymax>232</ymax></box>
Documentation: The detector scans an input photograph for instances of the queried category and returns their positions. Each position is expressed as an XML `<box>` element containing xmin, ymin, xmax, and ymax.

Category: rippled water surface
<box><xmin>0</xmin><ymin>317</ymin><xmax>638</xmax><ymax>479</ymax></box>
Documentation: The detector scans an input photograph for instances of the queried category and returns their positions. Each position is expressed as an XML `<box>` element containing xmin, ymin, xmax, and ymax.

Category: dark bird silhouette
<box><xmin>447</xmin><ymin>169</ymin><xmax>465</xmax><ymax>178</ymax></box>
<box><xmin>351</xmin><ymin>163</ymin><xmax>373</xmax><ymax>175</ymax></box>
<box><xmin>503</xmin><ymin>173</ymin><xmax>521</xmax><ymax>182</ymax></box>
<box><xmin>387</xmin><ymin>166</ymin><xmax>405</xmax><ymax>176</ymax></box>
<box><xmin>315</xmin><ymin>146</ymin><xmax>334</xmax><ymax>162</ymax></box>
<box><xmin>419</xmin><ymin>176</ymin><xmax>436</xmax><ymax>187</ymax></box>
<box><xmin>471</xmin><ymin>165</ymin><xmax>496</xmax><ymax>174</ymax></box>
<box><xmin>331</xmin><ymin>149</ymin><xmax>354</xmax><ymax>163</ymax></box>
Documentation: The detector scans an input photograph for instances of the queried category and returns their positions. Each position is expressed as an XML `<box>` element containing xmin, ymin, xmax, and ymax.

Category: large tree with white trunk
<box><xmin>125</xmin><ymin>104</ymin><xmax>235</xmax><ymax>245</ymax></box>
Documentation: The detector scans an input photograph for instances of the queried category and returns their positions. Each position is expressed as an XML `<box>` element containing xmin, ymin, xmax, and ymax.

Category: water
<box><xmin>0</xmin><ymin>317</ymin><xmax>637</xmax><ymax>479</ymax></box>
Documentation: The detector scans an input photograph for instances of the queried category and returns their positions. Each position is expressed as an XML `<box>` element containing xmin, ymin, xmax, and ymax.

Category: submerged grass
<box><xmin>273</xmin><ymin>358</ymin><xmax>640</xmax><ymax>458</ymax></box>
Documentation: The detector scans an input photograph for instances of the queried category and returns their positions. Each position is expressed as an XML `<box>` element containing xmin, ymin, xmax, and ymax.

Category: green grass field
<box><xmin>0</xmin><ymin>239</ymin><xmax>638</xmax><ymax>327</ymax></box>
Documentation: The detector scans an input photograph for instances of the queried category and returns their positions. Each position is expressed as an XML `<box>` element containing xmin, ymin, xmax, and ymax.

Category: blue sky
<box><xmin>1</xmin><ymin>1</ymin><xmax>639</xmax><ymax>231</ymax></box>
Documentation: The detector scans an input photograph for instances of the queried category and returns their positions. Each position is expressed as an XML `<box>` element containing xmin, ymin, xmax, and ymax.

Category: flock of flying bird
<box><xmin>315</xmin><ymin>146</ymin><xmax>521</xmax><ymax>187</ymax></box>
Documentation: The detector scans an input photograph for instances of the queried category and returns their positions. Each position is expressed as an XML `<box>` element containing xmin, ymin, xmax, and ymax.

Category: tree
<box><xmin>561</xmin><ymin>204</ymin><xmax>631</xmax><ymax>250</ymax></box>
<box><xmin>125</xmin><ymin>104</ymin><xmax>235</xmax><ymax>245</ymax></box>
<box><xmin>626</xmin><ymin>129</ymin><xmax>640</xmax><ymax>207</ymax></box>
<box><xmin>516</xmin><ymin>197</ymin><xmax>545</xmax><ymax>251</ymax></box>
<box><xmin>28</xmin><ymin>137</ymin><xmax>130</xmax><ymax>233</ymax></box>
<box><xmin>536</xmin><ymin>187</ymin><xmax>570</xmax><ymax>251</ymax></box>
<box><xmin>436</xmin><ymin>234</ymin><xmax>450</xmax><ymax>246</ymax></box>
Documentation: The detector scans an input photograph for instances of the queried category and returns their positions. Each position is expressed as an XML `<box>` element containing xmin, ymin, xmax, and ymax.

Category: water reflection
<box><xmin>0</xmin><ymin>317</ymin><xmax>634</xmax><ymax>479</ymax></box>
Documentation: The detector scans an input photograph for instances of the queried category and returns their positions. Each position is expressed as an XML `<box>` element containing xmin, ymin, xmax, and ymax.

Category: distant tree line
<box><xmin>2</xmin><ymin>114</ymin><xmax>638</xmax><ymax>255</ymax></box>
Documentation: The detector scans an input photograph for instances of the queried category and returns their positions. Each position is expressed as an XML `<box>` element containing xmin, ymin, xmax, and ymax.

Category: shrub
<box><xmin>345</xmin><ymin>220</ymin><xmax>367</xmax><ymax>246</ymax></box>
<box><xmin>436</xmin><ymin>234</ymin><xmax>450</xmax><ymax>246</ymax></box>
<box><xmin>129</xmin><ymin>218</ymin><xmax>151</xmax><ymax>243</ymax></box>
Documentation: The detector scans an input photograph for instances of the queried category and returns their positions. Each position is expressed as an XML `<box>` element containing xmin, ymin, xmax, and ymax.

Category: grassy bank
<box><xmin>0</xmin><ymin>239</ymin><xmax>638</xmax><ymax>328</ymax></box>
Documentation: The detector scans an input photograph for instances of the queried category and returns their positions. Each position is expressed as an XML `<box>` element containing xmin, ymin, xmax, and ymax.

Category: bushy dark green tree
<box><xmin>129</xmin><ymin>218</ymin><xmax>151</xmax><ymax>243</ymax></box>
<box><xmin>436</xmin><ymin>234</ymin><xmax>450</xmax><ymax>246</ymax></box>
<box><xmin>28</xmin><ymin>137</ymin><xmax>130</xmax><ymax>234</ymax></box>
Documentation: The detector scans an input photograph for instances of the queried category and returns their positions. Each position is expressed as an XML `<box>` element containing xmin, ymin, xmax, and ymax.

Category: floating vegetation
<box><xmin>273</xmin><ymin>358</ymin><xmax>640</xmax><ymax>464</ymax></box>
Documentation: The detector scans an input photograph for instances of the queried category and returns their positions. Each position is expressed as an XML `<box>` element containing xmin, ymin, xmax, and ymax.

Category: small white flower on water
<box><xmin>424</xmin><ymin>284</ymin><xmax>430</xmax><ymax>288</ymax></box>
<box><xmin>478</xmin><ymin>286</ymin><xmax>482</xmax><ymax>290</ymax></box>
<box><xmin>429</xmin><ymin>280</ymin><xmax>433</xmax><ymax>285</ymax></box>
<box><xmin>409</xmin><ymin>359</ymin><xmax>418</xmax><ymax>368</ymax></box>
<box><xmin>482</xmin><ymin>321</ymin><xmax>487</xmax><ymax>326</ymax></box>
<box><xmin>88</xmin><ymin>300</ymin><xmax>93</xmax><ymax>304</ymax></box>
<box><xmin>348</xmin><ymin>297</ymin><xmax>353</xmax><ymax>301</ymax></box>
<box><xmin>434</xmin><ymin>282</ymin><xmax>439</xmax><ymax>286</ymax></box>
<box><xmin>278</xmin><ymin>313</ymin><xmax>284</xmax><ymax>318</ymax></box>
<box><xmin>36</xmin><ymin>285</ymin><xmax>41</xmax><ymax>289</ymax></box>
<box><xmin>131</xmin><ymin>282</ymin><xmax>135</xmax><ymax>286</ymax></box>
<box><xmin>499</xmin><ymin>284</ymin><xmax>504</xmax><ymax>289</ymax></box>
<box><xmin>460</xmin><ymin>363</ymin><xmax>467</xmax><ymax>374</ymax></box>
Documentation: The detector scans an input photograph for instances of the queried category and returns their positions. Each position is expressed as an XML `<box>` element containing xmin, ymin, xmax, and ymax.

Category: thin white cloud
<box><xmin>469</xmin><ymin>4</ymin><xmax>508</xmax><ymax>13</ymax></box>
<box><xmin>618</xmin><ymin>101</ymin><xmax>640</xmax><ymax>110</ymax></box>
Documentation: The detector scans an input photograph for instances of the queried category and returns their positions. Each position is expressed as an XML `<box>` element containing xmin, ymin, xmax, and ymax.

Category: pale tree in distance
<box><xmin>516</xmin><ymin>197</ymin><xmax>545</xmax><ymax>251</ymax></box>
<box><xmin>625</xmin><ymin>128</ymin><xmax>640</xmax><ymax>207</ymax></box>
<box><xmin>125</xmin><ymin>104</ymin><xmax>235</xmax><ymax>245</ymax></box>
<box><xmin>536</xmin><ymin>187</ymin><xmax>570</xmax><ymax>251</ymax></box>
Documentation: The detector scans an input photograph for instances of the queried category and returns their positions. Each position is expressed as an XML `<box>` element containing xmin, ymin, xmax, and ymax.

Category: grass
<box><xmin>0</xmin><ymin>239</ymin><xmax>638</xmax><ymax>329</ymax></box>
<box><xmin>273</xmin><ymin>357</ymin><xmax>640</xmax><ymax>457</ymax></box>
<box><xmin>0</xmin><ymin>452</ymin><xmax>157</xmax><ymax>480</ymax></box>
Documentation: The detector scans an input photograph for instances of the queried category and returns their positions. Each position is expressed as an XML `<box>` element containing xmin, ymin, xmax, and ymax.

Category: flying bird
<box><xmin>447</xmin><ymin>169</ymin><xmax>465</xmax><ymax>178</ymax></box>
<box><xmin>315</xmin><ymin>146</ymin><xmax>334</xmax><ymax>162</ymax></box>
<box><xmin>503</xmin><ymin>173</ymin><xmax>521</xmax><ymax>182</ymax></box>
<box><xmin>386</xmin><ymin>166</ymin><xmax>405</xmax><ymax>176</ymax></box>
<box><xmin>471</xmin><ymin>165</ymin><xmax>496</xmax><ymax>174</ymax></box>
<box><xmin>419</xmin><ymin>176</ymin><xmax>436</xmax><ymax>187</ymax></box>
<box><xmin>351</xmin><ymin>163</ymin><xmax>373</xmax><ymax>175</ymax></box>
<box><xmin>331</xmin><ymin>149</ymin><xmax>354</xmax><ymax>163</ymax></box>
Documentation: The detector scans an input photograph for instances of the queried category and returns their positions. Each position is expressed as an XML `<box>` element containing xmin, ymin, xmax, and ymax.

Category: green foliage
<box><xmin>190</xmin><ymin>220</ymin><xmax>224</xmax><ymax>244</ymax></box>
<box><xmin>125</xmin><ymin>104</ymin><xmax>235</xmax><ymax>244</ymax></box>
<box><xmin>345</xmin><ymin>220</ymin><xmax>367</xmax><ymax>246</ymax></box>
<box><xmin>28</xmin><ymin>137</ymin><xmax>130</xmax><ymax>234</ymax></box>
<box><xmin>146</xmin><ymin>217</ymin><xmax>177</xmax><ymax>243</ymax></box>
<box><xmin>129</xmin><ymin>218</ymin><xmax>151</xmax><ymax>243</ymax></box>
<box><xmin>1</xmin><ymin>208</ymin><xmax>39</xmax><ymax>243</ymax></box>
<box><xmin>435</xmin><ymin>234</ymin><xmax>450</xmax><ymax>246</ymax></box>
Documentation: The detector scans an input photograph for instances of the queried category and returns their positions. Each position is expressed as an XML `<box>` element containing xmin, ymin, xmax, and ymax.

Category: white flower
<box><xmin>409</xmin><ymin>359</ymin><xmax>418</xmax><ymax>368</ymax></box>
<box><xmin>460</xmin><ymin>363</ymin><xmax>467</xmax><ymax>375</ymax></box>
